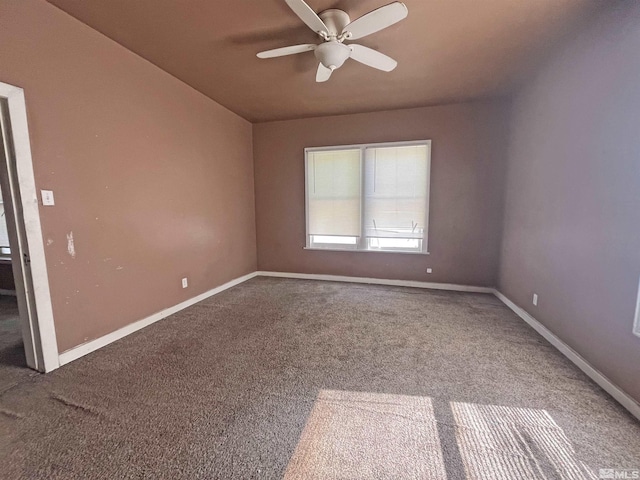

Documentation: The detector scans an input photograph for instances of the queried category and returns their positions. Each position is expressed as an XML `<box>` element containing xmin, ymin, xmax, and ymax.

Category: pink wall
<box><xmin>254</xmin><ymin>102</ymin><xmax>509</xmax><ymax>286</ymax></box>
<box><xmin>499</xmin><ymin>3</ymin><xmax>640</xmax><ymax>402</ymax></box>
<box><xmin>0</xmin><ymin>0</ymin><xmax>257</xmax><ymax>352</ymax></box>
<box><xmin>3</xmin><ymin>0</ymin><xmax>636</xmax><ymax>410</ymax></box>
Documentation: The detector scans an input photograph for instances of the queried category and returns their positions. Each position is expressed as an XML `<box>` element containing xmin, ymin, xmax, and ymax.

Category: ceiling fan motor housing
<box><xmin>318</xmin><ymin>9</ymin><xmax>351</xmax><ymax>37</ymax></box>
<box><xmin>257</xmin><ymin>1</ymin><xmax>408</xmax><ymax>81</ymax></box>
<box><xmin>315</xmin><ymin>41</ymin><xmax>351</xmax><ymax>70</ymax></box>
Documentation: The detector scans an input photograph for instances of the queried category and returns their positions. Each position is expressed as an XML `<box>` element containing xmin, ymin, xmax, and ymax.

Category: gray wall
<box><xmin>499</xmin><ymin>2</ymin><xmax>640</xmax><ymax>403</ymax></box>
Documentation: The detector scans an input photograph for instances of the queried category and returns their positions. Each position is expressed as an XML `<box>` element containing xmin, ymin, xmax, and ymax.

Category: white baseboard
<box><xmin>256</xmin><ymin>271</ymin><xmax>495</xmax><ymax>293</ymax></box>
<box><xmin>0</xmin><ymin>288</ymin><xmax>16</xmax><ymax>296</ymax></box>
<box><xmin>57</xmin><ymin>271</ymin><xmax>490</xmax><ymax>367</ymax></box>
<box><xmin>58</xmin><ymin>271</ymin><xmax>258</xmax><ymax>367</ymax></box>
<box><xmin>54</xmin><ymin>269</ymin><xmax>640</xmax><ymax>422</ymax></box>
<box><xmin>493</xmin><ymin>290</ymin><xmax>640</xmax><ymax>421</ymax></box>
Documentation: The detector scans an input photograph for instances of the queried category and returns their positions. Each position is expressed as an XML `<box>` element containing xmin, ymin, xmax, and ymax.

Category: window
<box><xmin>305</xmin><ymin>140</ymin><xmax>431</xmax><ymax>253</ymax></box>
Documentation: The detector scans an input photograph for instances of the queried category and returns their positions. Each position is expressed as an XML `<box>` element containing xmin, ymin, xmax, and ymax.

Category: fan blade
<box><xmin>316</xmin><ymin>63</ymin><xmax>333</xmax><ymax>82</ymax></box>
<box><xmin>285</xmin><ymin>0</ymin><xmax>328</xmax><ymax>35</ymax></box>
<box><xmin>349</xmin><ymin>44</ymin><xmax>397</xmax><ymax>72</ymax></box>
<box><xmin>342</xmin><ymin>2</ymin><xmax>408</xmax><ymax>40</ymax></box>
<box><xmin>257</xmin><ymin>44</ymin><xmax>316</xmax><ymax>59</ymax></box>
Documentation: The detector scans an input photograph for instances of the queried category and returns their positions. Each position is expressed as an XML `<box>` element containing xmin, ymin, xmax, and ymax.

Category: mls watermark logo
<box><xmin>599</xmin><ymin>469</ymin><xmax>640</xmax><ymax>479</ymax></box>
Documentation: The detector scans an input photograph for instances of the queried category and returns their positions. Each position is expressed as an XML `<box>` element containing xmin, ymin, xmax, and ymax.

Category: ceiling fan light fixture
<box><xmin>314</xmin><ymin>41</ymin><xmax>351</xmax><ymax>69</ymax></box>
<box><xmin>257</xmin><ymin>1</ymin><xmax>409</xmax><ymax>82</ymax></box>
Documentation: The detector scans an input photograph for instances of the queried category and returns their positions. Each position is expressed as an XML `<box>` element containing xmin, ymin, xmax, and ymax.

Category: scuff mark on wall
<box><xmin>66</xmin><ymin>232</ymin><xmax>76</xmax><ymax>259</ymax></box>
<box><xmin>46</xmin><ymin>238</ymin><xmax>54</xmax><ymax>246</ymax></box>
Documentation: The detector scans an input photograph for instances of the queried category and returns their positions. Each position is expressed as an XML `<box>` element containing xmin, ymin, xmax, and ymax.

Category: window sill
<box><xmin>303</xmin><ymin>247</ymin><xmax>430</xmax><ymax>255</ymax></box>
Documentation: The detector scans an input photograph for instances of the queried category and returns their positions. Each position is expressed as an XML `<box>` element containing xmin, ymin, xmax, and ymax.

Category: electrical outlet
<box><xmin>533</xmin><ymin>293</ymin><xmax>538</xmax><ymax>306</ymax></box>
<box><xmin>182</xmin><ymin>278</ymin><xmax>188</xmax><ymax>289</ymax></box>
<box><xmin>426</xmin><ymin>268</ymin><xmax>433</xmax><ymax>274</ymax></box>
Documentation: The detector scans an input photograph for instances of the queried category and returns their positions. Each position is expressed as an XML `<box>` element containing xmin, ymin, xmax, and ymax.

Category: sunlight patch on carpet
<box><xmin>284</xmin><ymin>390</ymin><xmax>447</xmax><ymax>479</ymax></box>
<box><xmin>451</xmin><ymin>402</ymin><xmax>596</xmax><ymax>479</ymax></box>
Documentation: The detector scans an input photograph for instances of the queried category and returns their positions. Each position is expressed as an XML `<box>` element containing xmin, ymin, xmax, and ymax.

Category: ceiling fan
<box><xmin>257</xmin><ymin>0</ymin><xmax>408</xmax><ymax>82</ymax></box>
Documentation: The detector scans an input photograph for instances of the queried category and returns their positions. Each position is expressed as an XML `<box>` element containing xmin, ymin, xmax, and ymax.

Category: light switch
<box><xmin>41</xmin><ymin>190</ymin><xmax>55</xmax><ymax>206</ymax></box>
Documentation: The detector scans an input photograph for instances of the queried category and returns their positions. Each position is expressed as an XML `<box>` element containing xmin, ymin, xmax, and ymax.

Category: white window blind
<box><xmin>305</xmin><ymin>141</ymin><xmax>431</xmax><ymax>253</ymax></box>
<box><xmin>364</xmin><ymin>145</ymin><xmax>428</xmax><ymax>242</ymax></box>
<box><xmin>306</xmin><ymin>149</ymin><xmax>361</xmax><ymax>238</ymax></box>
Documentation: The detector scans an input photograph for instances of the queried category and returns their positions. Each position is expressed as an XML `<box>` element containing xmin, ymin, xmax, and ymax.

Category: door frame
<box><xmin>0</xmin><ymin>81</ymin><xmax>58</xmax><ymax>372</ymax></box>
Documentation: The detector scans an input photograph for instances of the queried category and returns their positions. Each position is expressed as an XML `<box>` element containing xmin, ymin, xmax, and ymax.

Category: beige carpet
<box><xmin>451</xmin><ymin>402</ymin><xmax>595</xmax><ymax>479</ymax></box>
<box><xmin>284</xmin><ymin>390</ymin><xmax>447</xmax><ymax>479</ymax></box>
<box><xmin>284</xmin><ymin>390</ymin><xmax>598</xmax><ymax>480</ymax></box>
<box><xmin>1</xmin><ymin>277</ymin><xmax>639</xmax><ymax>478</ymax></box>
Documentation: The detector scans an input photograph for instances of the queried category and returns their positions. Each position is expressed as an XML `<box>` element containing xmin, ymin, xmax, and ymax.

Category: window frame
<box><xmin>304</xmin><ymin>139</ymin><xmax>431</xmax><ymax>255</ymax></box>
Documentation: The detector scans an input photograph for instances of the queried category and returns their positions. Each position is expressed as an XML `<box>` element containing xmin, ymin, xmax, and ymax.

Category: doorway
<box><xmin>0</xmin><ymin>182</ymin><xmax>22</xmax><ymax>369</ymax></box>
<box><xmin>0</xmin><ymin>82</ymin><xmax>58</xmax><ymax>373</ymax></box>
